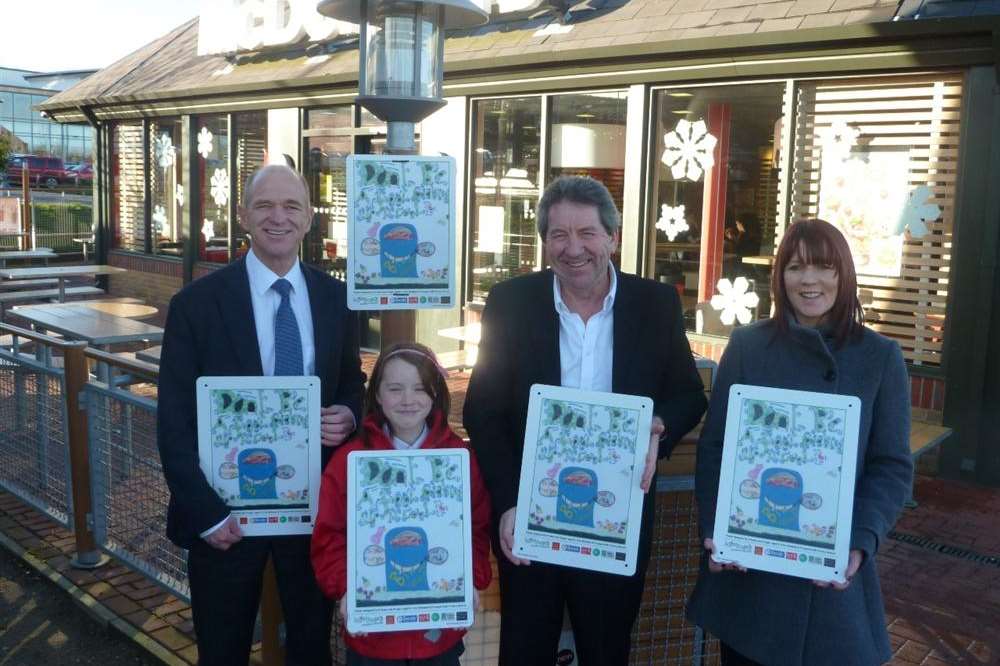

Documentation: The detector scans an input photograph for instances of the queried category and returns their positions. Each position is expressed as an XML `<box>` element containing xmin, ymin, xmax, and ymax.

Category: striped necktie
<box><xmin>271</xmin><ymin>278</ymin><xmax>303</xmax><ymax>376</ymax></box>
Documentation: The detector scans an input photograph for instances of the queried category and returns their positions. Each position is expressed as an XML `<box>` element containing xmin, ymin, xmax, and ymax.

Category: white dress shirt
<box><xmin>387</xmin><ymin>424</ymin><xmax>429</xmax><ymax>450</ymax></box>
<box><xmin>553</xmin><ymin>268</ymin><xmax>616</xmax><ymax>392</ymax></box>
<box><xmin>245</xmin><ymin>249</ymin><xmax>316</xmax><ymax>377</ymax></box>
<box><xmin>201</xmin><ymin>250</ymin><xmax>318</xmax><ymax>539</ymax></box>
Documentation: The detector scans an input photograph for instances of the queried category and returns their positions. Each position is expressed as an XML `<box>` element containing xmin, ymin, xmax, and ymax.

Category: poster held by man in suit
<box><xmin>196</xmin><ymin>376</ymin><xmax>322</xmax><ymax>537</ymax></box>
<box><xmin>512</xmin><ymin>384</ymin><xmax>653</xmax><ymax>575</ymax></box>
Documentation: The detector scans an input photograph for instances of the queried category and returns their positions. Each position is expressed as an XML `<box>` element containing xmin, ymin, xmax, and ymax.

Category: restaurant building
<box><xmin>39</xmin><ymin>0</ymin><xmax>1000</xmax><ymax>485</ymax></box>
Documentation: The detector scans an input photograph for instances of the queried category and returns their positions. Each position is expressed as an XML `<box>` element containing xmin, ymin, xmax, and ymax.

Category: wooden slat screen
<box><xmin>111</xmin><ymin>122</ymin><xmax>145</xmax><ymax>253</ymax></box>
<box><xmin>788</xmin><ymin>74</ymin><xmax>963</xmax><ymax>367</ymax></box>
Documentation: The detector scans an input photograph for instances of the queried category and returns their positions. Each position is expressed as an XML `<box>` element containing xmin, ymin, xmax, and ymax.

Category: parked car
<box><xmin>67</xmin><ymin>162</ymin><xmax>94</xmax><ymax>185</ymax></box>
<box><xmin>4</xmin><ymin>154</ymin><xmax>71</xmax><ymax>188</ymax></box>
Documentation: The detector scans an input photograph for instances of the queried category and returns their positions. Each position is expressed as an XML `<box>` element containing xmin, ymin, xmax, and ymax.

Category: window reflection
<box><xmin>149</xmin><ymin>118</ymin><xmax>184</xmax><ymax>257</ymax></box>
<box><xmin>197</xmin><ymin>115</ymin><xmax>230</xmax><ymax>263</ymax></box>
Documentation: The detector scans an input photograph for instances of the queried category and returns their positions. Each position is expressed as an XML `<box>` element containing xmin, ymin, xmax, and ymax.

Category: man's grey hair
<box><xmin>242</xmin><ymin>163</ymin><xmax>312</xmax><ymax>208</ymax></box>
<box><xmin>536</xmin><ymin>176</ymin><xmax>620</xmax><ymax>239</ymax></box>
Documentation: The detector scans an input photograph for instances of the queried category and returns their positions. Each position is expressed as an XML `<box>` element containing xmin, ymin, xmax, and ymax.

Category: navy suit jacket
<box><xmin>463</xmin><ymin>268</ymin><xmax>707</xmax><ymax>568</ymax></box>
<box><xmin>156</xmin><ymin>258</ymin><xmax>365</xmax><ymax>549</ymax></box>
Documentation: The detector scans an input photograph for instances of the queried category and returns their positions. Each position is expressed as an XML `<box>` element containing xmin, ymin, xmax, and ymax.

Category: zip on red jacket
<box><xmin>311</xmin><ymin>409</ymin><xmax>493</xmax><ymax>660</ymax></box>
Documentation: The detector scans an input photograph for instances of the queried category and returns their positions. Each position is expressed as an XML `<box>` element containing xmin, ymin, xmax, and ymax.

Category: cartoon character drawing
<box><xmin>756</xmin><ymin>468</ymin><xmax>822</xmax><ymax>530</ymax></box>
<box><xmin>380</xmin><ymin>223</ymin><xmax>418</xmax><ymax>278</ymax></box>
<box><xmin>557</xmin><ymin>467</ymin><xmax>599</xmax><ymax>527</ymax></box>
<box><xmin>372</xmin><ymin>527</ymin><xmax>450</xmax><ymax>592</ymax></box>
<box><xmin>239</xmin><ymin>448</ymin><xmax>277</xmax><ymax>499</ymax></box>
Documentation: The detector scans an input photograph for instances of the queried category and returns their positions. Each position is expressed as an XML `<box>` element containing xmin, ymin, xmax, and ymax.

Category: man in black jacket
<box><xmin>157</xmin><ymin>164</ymin><xmax>364</xmax><ymax>665</ymax></box>
<box><xmin>464</xmin><ymin>176</ymin><xmax>706</xmax><ymax>665</ymax></box>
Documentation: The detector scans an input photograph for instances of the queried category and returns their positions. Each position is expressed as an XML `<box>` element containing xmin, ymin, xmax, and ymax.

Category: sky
<box><xmin>5</xmin><ymin>0</ymin><xmax>205</xmax><ymax>72</ymax></box>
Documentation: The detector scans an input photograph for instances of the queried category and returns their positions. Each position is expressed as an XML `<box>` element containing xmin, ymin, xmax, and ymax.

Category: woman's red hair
<box><xmin>771</xmin><ymin>219</ymin><xmax>864</xmax><ymax>347</ymax></box>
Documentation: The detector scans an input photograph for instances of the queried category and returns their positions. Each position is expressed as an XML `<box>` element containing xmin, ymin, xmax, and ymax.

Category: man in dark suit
<box><xmin>464</xmin><ymin>176</ymin><xmax>707</xmax><ymax>665</ymax></box>
<box><xmin>157</xmin><ymin>164</ymin><xmax>364</xmax><ymax>665</ymax></box>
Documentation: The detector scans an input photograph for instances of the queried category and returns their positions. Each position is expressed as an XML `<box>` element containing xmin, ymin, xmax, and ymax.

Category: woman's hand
<box><xmin>813</xmin><ymin>549</ymin><xmax>863</xmax><ymax>590</ymax></box>
<box><xmin>703</xmin><ymin>538</ymin><xmax>747</xmax><ymax>573</ymax></box>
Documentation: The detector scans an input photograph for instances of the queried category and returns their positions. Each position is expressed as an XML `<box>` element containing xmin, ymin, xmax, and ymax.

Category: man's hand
<box><xmin>498</xmin><ymin>507</ymin><xmax>531</xmax><ymax>566</ymax></box>
<box><xmin>704</xmin><ymin>538</ymin><xmax>747</xmax><ymax>573</ymax></box>
<box><xmin>320</xmin><ymin>404</ymin><xmax>355</xmax><ymax>447</ymax></box>
<box><xmin>640</xmin><ymin>417</ymin><xmax>665</xmax><ymax>493</ymax></box>
<box><xmin>814</xmin><ymin>549</ymin><xmax>863</xmax><ymax>590</ymax></box>
<box><xmin>203</xmin><ymin>515</ymin><xmax>243</xmax><ymax>551</ymax></box>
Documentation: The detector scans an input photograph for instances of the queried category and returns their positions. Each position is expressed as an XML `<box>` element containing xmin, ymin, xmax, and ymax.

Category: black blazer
<box><xmin>463</xmin><ymin>269</ymin><xmax>707</xmax><ymax>566</ymax></box>
<box><xmin>156</xmin><ymin>258</ymin><xmax>365</xmax><ymax>549</ymax></box>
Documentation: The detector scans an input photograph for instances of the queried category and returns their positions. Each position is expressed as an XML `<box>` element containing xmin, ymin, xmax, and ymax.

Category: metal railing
<box><xmin>0</xmin><ymin>194</ymin><xmax>94</xmax><ymax>253</ymax></box>
<box><xmin>0</xmin><ymin>325</ymin><xmax>76</xmax><ymax>529</ymax></box>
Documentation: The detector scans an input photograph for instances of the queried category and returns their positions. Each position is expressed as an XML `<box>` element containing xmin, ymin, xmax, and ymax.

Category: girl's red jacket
<box><xmin>310</xmin><ymin>410</ymin><xmax>493</xmax><ymax>660</ymax></box>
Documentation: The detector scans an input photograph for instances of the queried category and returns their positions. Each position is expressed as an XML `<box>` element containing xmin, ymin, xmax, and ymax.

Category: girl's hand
<box><xmin>704</xmin><ymin>538</ymin><xmax>747</xmax><ymax>573</ymax></box>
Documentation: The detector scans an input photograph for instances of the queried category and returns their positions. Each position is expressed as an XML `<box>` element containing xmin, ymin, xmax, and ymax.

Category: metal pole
<box><xmin>21</xmin><ymin>166</ymin><xmax>31</xmax><ymax>251</ymax></box>
<box><xmin>64</xmin><ymin>341</ymin><xmax>110</xmax><ymax>569</ymax></box>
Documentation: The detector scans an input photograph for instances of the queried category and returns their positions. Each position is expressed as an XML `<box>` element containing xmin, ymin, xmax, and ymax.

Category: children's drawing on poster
<box><xmin>196</xmin><ymin>377</ymin><xmax>321</xmax><ymax>537</ymax></box>
<box><xmin>513</xmin><ymin>385</ymin><xmax>652</xmax><ymax>575</ymax></box>
<box><xmin>713</xmin><ymin>385</ymin><xmax>860</xmax><ymax>583</ymax></box>
<box><xmin>346</xmin><ymin>449</ymin><xmax>474</xmax><ymax>634</ymax></box>
<box><xmin>817</xmin><ymin>121</ymin><xmax>941</xmax><ymax>277</ymax></box>
<box><xmin>346</xmin><ymin>155</ymin><xmax>456</xmax><ymax>310</ymax></box>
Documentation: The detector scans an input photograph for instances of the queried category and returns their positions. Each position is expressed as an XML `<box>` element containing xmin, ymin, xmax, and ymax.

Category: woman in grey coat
<box><xmin>687</xmin><ymin>219</ymin><xmax>913</xmax><ymax>665</ymax></box>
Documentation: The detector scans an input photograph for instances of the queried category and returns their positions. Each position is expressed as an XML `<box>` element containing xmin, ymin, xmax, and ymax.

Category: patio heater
<box><xmin>317</xmin><ymin>0</ymin><xmax>488</xmax><ymax>344</ymax></box>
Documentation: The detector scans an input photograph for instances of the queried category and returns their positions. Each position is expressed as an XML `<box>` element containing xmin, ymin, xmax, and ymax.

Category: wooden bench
<box><xmin>0</xmin><ymin>286</ymin><xmax>105</xmax><ymax>318</ymax></box>
<box><xmin>1</xmin><ymin>278</ymin><xmax>59</xmax><ymax>290</ymax></box>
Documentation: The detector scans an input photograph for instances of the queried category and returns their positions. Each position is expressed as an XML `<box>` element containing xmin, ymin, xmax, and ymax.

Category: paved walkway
<box><xmin>1</xmin><ymin>474</ymin><xmax>998</xmax><ymax>665</ymax></box>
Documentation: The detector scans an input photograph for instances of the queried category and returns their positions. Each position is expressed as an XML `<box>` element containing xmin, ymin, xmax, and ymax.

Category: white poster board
<box><xmin>346</xmin><ymin>154</ymin><xmax>456</xmax><ymax>310</ymax></box>
<box><xmin>196</xmin><ymin>376</ymin><xmax>321</xmax><ymax>536</ymax></box>
<box><xmin>346</xmin><ymin>448</ymin><xmax>474</xmax><ymax>634</ymax></box>
<box><xmin>513</xmin><ymin>385</ymin><xmax>652</xmax><ymax>575</ymax></box>
<box><xmin>712</xmin><ymin>384</ymin><xmax>861</xmax><ymax>583</ymax></box>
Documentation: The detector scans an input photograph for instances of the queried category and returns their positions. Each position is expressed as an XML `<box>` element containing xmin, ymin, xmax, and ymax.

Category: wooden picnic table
<box><xmin>17</xmin><ymin>300</ymin><xmax>159</xmax><ymax>320</ymax></box>
<box><xmin>135</xmin><ymin>345</ymin><xmax>161</xmax><ymax>364</ymax></box>
<box><xmin>0</xmin><ymin>248</ymin><xmax>56</xmax><ymax>268</ymax></box>
<box><xmin>11</xmin><ymin>303</ymin><xmax>163</xmax><ymax>347</ymax></box>
<box><xmin>0</xmin><ymin>265</ymin><xmax>127</xmax><ymax>301</ymax></box>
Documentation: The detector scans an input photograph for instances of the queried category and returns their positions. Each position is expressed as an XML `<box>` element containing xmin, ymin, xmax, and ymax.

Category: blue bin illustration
<box><xmin>557</xmin><ymin>467</ymin><xmax>598</xmax><ymax>527</ymax></box>
<box><xmin>238</xmin><ymin>448</ymin><xmax>277</xmax><ymax>499</ymax></box>
<box><xmin>758</xmin><ymin>468</ymin><xmax>803</xmax><ymax>530</ymax></box>
<box><xmin>380</xmin><ymin>224</ymin><xmax>418</xmax><ymax>278</ymax></box>
<box><xmin>385</xmin><ymin>527</ymin><xmax>429</xmax><ymax>592</ymax></box>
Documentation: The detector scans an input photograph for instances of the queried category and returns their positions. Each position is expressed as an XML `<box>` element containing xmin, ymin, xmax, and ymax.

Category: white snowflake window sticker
<box><xmin>155</xmin><ymin>133</ymin><xmax>176</xmax><ymax>169</ymax></box>
<box><xmin>710</xmin><ymin>276</ymin><xmax>759</xmax><ymax>326</ymax></box>
<box><xmin>893</xmin><ymin>185</ymin><xmax>940</xmax><ymax>239</ymax></box>
<box><xmin>202</xmin><ymin>218</ymin><xmax>215</xmax><ymax>241</ymax></box>
<box><xmin>819</xmin><ymin>120</ymin><xmax>860</xmax><ymax>163</ymax></box>
<box><xmin>661</xmin><ymin>118</ymin><xmax>717</xmax><ymax>182</ymax></box>
<box><xmin>197</xmin><ymin>126</ymin><xmax>214</xmax><ymax>160</ymax></box>
<box><xmin>175</xmin><ymin>183</ymin><xmax>185</xmax><ymax>208</ymax></box>
<box><xmin>152</xmin><ymin>205</ymin><xmax>167</xmax><ymax>234</ymax></box>
<box><xmin>210</xmin><ymin>168</ymin><xmax>230</xmax><ymax>207</ymax></box>
<box><xmin>655</xmin><ymin>204</ymin><xmax>688</xmax><ymax>241</ymax></box>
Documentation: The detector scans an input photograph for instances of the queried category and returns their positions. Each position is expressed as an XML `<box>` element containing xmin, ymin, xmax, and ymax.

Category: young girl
<box><xmin>311</xmin><ymin>342</ymin><xmax>493</xmax><ymax>666</ymax></box>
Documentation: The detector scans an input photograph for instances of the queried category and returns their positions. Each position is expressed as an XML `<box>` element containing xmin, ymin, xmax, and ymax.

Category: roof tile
<box><xmin>798</xmin><ymin>10</ymin><xmax>852</xmax><ymax>26</ymax></box>
<box><xmin>715</xmin><ymin>20</ymin><xmax>765</xmax><ymax>35</ymax></box>
<box><xmin>787</xmin><ymin>0</ymin><xmax>837</xmax><ymax>16</ymax></box>
<box><xmin>830</xmin><ymin>0</ymin><xmax>878</xmax><ymax>10</ymax></box>
<box><xmin>845</xmin><ymin>6</ymin><xmax>898</xmax><ymax>22</ymax></box>
<box><xmin>708</xmin><ymin>7</ymin><xmax>754</xmax><ymax>24</ymax></box>
<box><xmin>672</xmin><ymin>10</ymin><xmax>717</xmax><ymax>28</ymax></box>
<box><xmin>748</xmin><ymin>2</ymin><xmax>796</xmax><ymax>19</ymax></box>
<box><xmin>758</xmin><ymin>16</ymin><xmax>807</xmax><ymax>30</ymax></box>
<box><xmin>670</xmin><ymin>0</ymin><xmax>712</xmax><ymax>12</ymax></box>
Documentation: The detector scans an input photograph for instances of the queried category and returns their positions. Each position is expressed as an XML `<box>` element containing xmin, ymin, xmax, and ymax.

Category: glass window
<box><xmin>648</xmin><ymin>83</ymin><xmax>784</xmax><ymax>334</ymax></box>
<box><xmin>308</xmin><ymin>107</ymin><xmax>353</xmax><ymax>131</ymax></box>
<box><xmin>304</xmin><ymin>133</ymin><xmax>351</xmax><ymax>280</ymax></box>
<box><xmin>468</xmin><ymin>97</ymin><xmax>542</xmax><ymax>303</ymax></box>
<box><xmin>196</xmin><ymin>114</ymin><xmax>230</xmax><ymax>263</ymax></box>
<box><xmin>0</xmin><ymin>92</ymin><xmax>13</xmax><ymax>120</ymax></box>
<box><xmin>12</xmin><ymin>93</ymin><xmax>31</xmax><ymax>119</ymax></box>
<box><xmin>149</xmin><ymin>118</ymin><xmax>184</xmax><ymax>257</ymax></box>
<box><xmin>233</xmin><ymin>110</ymin><xmax>268</xmax><ymax>258</ymax></box>
<box><xmin>111</xmin><ymin>121</ymin><xmax>146</xmax><ymax>252</ymax></box>
<box><xmin>30</xmin><ymin>95</ymin><xmax>48</xmax><ymax>119</ymax></box>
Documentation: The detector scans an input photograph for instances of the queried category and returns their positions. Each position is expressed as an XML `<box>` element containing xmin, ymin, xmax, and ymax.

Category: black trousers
<box><xmin>187</xmin><ymin>535</ymin><xmax>332</xmax><ymax>666</ymax></box>
<box><xmin>496</xmin><ymin>558</ymin><xmax>647</xmax><ymax>666</ymax></box>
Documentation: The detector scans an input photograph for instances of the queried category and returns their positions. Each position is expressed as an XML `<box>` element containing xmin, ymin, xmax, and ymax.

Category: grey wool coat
<box><xmin>686</xmin><ymin>317</ymin><xmax>913</xmax><ymax>666</ymax></box>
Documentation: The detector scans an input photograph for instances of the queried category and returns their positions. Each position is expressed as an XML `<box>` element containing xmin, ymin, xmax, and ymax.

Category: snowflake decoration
<box><xmin>155</xmin><ymin>133</ymin><xmax>176</xmax><ymax>169</ymax></box>
<box><xmin>152</xmin><ymin>205</ymin><xmax>167</xmax><ymax>234</ymax></box>
<box><xmin>820</xmin><ymin>121</ymin><xmax>860</xmax><ymax>163</ymax></box>
<box><xmin>197</xmin><ymin>126</ymin><xmax>214</xmax><ymax>159</ymax></box>
<box><xmin>893</xmin><ymin>185</ymin><xmax>940</xmax><ymax>238</ymax></box>
<box><xmin>210</xmin><ymin>168</ymin><xmax>230</xmax><ymax>207</ymax></box>
<box><xmin>661</xmin><ymin>118</ymin><xmax>717</xmax><ymax>181</ymax></box>
<box><xmin>175</xmin><ymin>183</ymin><xmax>185</xmax><ymax>208</ymax></box>
<box><xmin>655</xmin><ymin>204</ymin><xmax>689</xmax><ymax>241</ymax></box>
<box><xmin>202</xmin><ymin>218</ymin><xmax>215</xmax><ymax>241</ymax></box>
<box><xmin>710</xmin><ymin>276</ymin><xmax>759</xmax><ymax>326</ymax></box>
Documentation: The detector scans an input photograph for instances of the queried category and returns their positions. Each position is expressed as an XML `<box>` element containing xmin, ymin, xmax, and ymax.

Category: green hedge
<box><xmin>30</xmin><ymin>202</ymin><xmax>94</xmax><ymax>252</ymax></box>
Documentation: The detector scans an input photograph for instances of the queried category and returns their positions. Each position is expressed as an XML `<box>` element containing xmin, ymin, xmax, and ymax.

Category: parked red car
<box><xmin>67</xmin><ymin>162</ymin><xmax>94</xmax><ymax>185</ymax></box>
<box><xmin>4</xmin><ymin>154</ymin><xmax>71</xmax><ymax>188</ymax></box>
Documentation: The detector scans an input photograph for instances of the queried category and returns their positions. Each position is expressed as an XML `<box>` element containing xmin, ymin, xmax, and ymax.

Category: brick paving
<box><xmin>2</xmin><ymin>473</ymin><xmax>998</xmax><ymax>664</ymax></box>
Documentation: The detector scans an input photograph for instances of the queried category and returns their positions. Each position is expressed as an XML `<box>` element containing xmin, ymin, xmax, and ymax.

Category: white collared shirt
<box><xmin>386</xmin><ymin>424</ymin><xmax>429</xmax><ymax>450</ymax></box>
<box><xmin>553</xmin><ymin>269</ymin><xmax>616</xmax><ymax>392</ymax></box>
<box><xmin>245</xmin><ymin>249</ymin><xmax>316</xmax><ymax>377</ymax></box>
